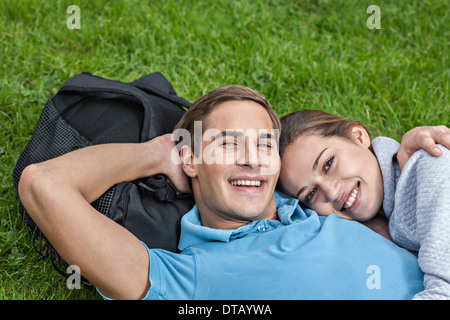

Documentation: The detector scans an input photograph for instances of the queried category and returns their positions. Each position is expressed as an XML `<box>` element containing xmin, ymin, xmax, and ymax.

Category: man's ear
<box><xmin>350</xmin><ymin>125</ymin><xmax>372</xmax><ymax>148</ymax></box>
<box><xmin>180</xmin><ymin>145</ymin><xmax>197</xmax><ymax>178</ymax></box>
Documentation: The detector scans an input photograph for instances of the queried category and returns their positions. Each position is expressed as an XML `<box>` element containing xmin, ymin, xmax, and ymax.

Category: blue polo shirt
<box><xmin>101</xmin><ymin>191</ymin><xmax>424</xmax><ymax>299</ymax></box>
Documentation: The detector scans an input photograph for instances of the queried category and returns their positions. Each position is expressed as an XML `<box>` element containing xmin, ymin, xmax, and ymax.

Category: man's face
<box><xmin>183</xmin><ymin>100</ymin><xmax>280</xmax><ymax>229</ymax></box>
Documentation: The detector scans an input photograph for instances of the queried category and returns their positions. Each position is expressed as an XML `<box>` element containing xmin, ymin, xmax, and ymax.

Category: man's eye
<box><xmin>323</xmin><ymin>156</ymin><xmax>334</xmax><ymax>173</ymax></box>
<box><xmin>221</xmin><ymin>139</ymin><xmax>236</xmax><ymax>147</ymax></box>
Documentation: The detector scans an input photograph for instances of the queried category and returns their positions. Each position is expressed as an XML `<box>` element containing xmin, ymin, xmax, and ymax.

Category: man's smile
<box><xmin>230</xmin><ymin>179</ymin><xmax>262</xmax><ymax>187</ymax></box>
<box><xmin>228</xmin><ymin>176</ymin><xmax>266</xmax><ymax>193</ymax></box>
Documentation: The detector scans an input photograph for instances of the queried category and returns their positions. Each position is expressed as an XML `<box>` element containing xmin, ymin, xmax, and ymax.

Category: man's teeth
<box><xmin>231</xmin><ymin>180</ymin><xmax>261</xmax><ymax>187</ymax></box>
<box><xmin>343</xmin><ymin>185</ymin><xmax>359</xmax><ymax>209</ymax></box>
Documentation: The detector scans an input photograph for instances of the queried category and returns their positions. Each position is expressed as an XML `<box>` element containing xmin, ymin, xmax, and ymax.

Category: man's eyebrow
<box><xmin>213</xmin><ymin>130</ymin><xmax>243</xmax><ymax>140</ymax></box>
<box><xmin>313</xmin><ymin>148</ymin><xmax>328</xmax><ymax>171</ymax></box>
<box><xmin>258</xmin><ymin>132</ymin><xmax>277</xmax><ymax>140</ymax></box>
<box><xmin>212</xmin><ymin>131</ymin><xmax>277</xmax><ymax>141</ymax></box>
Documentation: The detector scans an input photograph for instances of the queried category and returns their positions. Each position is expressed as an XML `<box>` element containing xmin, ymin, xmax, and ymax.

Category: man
<box><xmin>19</xmin><ymin>84</ymin><xmax>441</xmax><ymax>299</ymax></box>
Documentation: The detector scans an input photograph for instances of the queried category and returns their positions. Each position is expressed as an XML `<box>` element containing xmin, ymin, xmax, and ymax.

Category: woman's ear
<box><xmin>180</xmin><ymin>145</ymin><xmax>197</xmax><ymax>178</ymax></box>
<box><xmin>350</xmin><ymin>125</ymin><xmax>372</xmax><ymax>148</ymax></box>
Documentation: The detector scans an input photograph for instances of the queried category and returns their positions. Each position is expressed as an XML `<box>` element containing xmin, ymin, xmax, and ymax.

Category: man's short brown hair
<box><xmin>174</xmin><ymin>85</ymin><xmax>281</xmax><ymax>156</ymax></box>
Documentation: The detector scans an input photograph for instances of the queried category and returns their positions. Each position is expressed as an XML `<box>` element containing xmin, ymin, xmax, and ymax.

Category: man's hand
<box><xmin>149</xmin><ymin>134</ymin><xmax>191</xmax><ymax>194</ymax></box>
<box><xmin>397</xmin><ymin>125</ymin><xmax>450</xmax><ymax>171</ymax></box>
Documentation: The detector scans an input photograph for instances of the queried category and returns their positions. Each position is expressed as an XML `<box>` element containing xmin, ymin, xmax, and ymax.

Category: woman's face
<box><xmin>279</xmin><ymin>126</ymin><xmax>384</xmax><ymax>222</ymax></box>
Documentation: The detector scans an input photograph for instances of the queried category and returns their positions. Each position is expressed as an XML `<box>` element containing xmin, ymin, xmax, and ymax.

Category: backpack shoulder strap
<box><xmin>57</xmin><ymin>72</ymin><xmax>165</xmax><ymax>141</ymax></box>
<box><xmin>131</xmin><ymin>72</ymin><xmax>192</xmax><ymax>108</ymax></box>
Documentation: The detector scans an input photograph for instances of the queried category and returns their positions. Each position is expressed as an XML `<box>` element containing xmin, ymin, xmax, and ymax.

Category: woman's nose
<box><xmin>320</xmin><ymin>180</ymin><xmax>341</xmax><ymax>203</ymax></box>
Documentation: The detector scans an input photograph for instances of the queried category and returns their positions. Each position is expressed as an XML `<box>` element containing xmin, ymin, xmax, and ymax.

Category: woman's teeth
<box><xmin>343</xmin><ymin>184</ymin><xmax>359</xmax><ymax>209</ymax></box>
<box><xmin>231</xmin><ymin>180</ymin><xmax>261</xmax><ymax>187</ymax></box>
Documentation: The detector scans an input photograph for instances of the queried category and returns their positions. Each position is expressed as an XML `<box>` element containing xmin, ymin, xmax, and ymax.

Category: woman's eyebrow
<box><xmin>313</xmin><ymin>148</ymin><xmax>328</xmax><ymax>171</ymax></box>
<box><xmin>295</xmin><ymin>147</ymin><xmax>329</xmax><ymax>200</ymax></box>
<box><xmin>296</xmin><ymin>187</ymin><xmax>306</xmax><ymax>200</ymax></box>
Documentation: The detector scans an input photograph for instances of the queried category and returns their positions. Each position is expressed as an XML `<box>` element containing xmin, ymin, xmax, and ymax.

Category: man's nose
<box><xmin>238</xmin><ymin>138</ymin><xmax>259</xmax><ymax>168</ymax></box>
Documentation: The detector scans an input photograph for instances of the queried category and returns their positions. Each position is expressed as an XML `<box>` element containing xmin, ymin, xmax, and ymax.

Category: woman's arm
<box><xmin>390</xmin><ymin>145</ymin><xmax>450</xmax><ymax>299</ymax></box>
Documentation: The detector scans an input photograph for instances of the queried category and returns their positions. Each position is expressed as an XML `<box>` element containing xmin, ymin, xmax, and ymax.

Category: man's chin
<box><xmin>229</xmin><ymin>198</ymin><xmax>276</xmax><ymax>220</ymax></box>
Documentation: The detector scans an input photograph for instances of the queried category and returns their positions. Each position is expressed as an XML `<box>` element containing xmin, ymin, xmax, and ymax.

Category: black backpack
<box><xmin>12</xmin><ymin>72</ymin><xmax>195</xmax><ymax>279</ymax></box>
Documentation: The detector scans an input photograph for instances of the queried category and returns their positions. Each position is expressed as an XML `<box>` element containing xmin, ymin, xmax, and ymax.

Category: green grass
<box><xmin>0</xmin><ymin>0</ymin><xmax>448</xmax><ymax>299</ymax></box>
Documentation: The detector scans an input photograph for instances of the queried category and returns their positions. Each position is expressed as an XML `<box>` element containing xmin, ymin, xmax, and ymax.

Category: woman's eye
<box><xmin>306</xmin><ymin>187</ymin><xmax>317</xmax><ymax>201</ymax></box>
<box><xmin>323</xmin><ymin>156</ymin><xmax>334</xmax><ymax>173</ymax></box>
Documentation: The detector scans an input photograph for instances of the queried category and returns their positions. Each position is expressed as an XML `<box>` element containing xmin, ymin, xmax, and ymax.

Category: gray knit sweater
<box><xmin>372</xmin><ymin>137</ymin><xmax>450</xmax><ymax>300</ymax></box>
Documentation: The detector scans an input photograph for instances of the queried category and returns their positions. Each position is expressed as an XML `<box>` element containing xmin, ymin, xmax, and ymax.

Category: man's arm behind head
<box><xmin>16</xmin><ymin>142</ymin><xmax>169</xmax><ymax>299</ymax></box>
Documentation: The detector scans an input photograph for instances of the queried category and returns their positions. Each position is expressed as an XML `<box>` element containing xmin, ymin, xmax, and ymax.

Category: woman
<box><xmin>277</xmin><ymin>109</ymin><xmax>450</xmax><ymax>300</ymax></box>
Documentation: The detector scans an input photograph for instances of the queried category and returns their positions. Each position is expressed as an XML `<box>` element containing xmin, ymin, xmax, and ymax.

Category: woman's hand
<box><xmin>397</xmin><ymin>125</ymin><xmax>450</xmax><ymax>171</ymax></box>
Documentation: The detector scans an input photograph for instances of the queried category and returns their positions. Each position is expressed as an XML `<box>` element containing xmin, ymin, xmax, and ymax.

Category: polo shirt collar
<box><xmin>178</xmin><ymin>191</ymin><xmax>303</xmax><ymax>251</ymax></box>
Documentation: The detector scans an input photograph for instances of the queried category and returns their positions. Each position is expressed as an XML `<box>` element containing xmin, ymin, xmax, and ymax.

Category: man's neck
<box><xmin>197</xmin><ymin>199</ymin><xmax>279</xmax><ymax>230</ymax></box>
